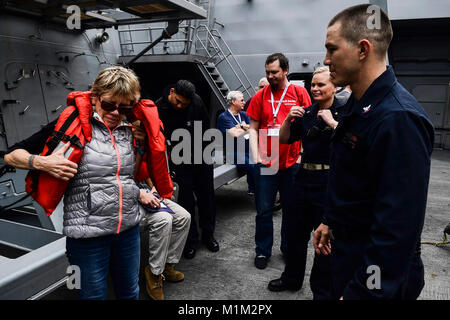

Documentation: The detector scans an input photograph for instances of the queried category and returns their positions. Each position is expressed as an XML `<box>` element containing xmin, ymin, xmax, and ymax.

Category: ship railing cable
<box><xmin>421</xmin><ymin>223</ymin><xmax>450</xmax><ymax>247</ymax></box>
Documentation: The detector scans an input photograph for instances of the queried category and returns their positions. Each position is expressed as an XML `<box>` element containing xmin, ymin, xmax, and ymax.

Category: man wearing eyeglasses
<box><xmin>155</xmin><ymin>80</ymin><xmax>219</xmax><ymax>260</ymax></box>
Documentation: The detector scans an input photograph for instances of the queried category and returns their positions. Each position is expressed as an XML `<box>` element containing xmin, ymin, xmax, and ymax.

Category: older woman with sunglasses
<box><xmin>5</xmin><ymin>66</ymin><xmax>165</xmax><ymax>299</ymax></box>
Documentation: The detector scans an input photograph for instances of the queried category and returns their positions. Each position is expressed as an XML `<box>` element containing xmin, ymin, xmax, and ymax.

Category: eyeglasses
<box><xmin>100</xmin><ymin>99</ymin><xmax>136</xmax><ymax>114</ymax></box>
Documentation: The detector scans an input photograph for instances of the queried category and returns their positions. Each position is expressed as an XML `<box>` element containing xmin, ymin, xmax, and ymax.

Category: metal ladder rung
<box><xmin>215</xmin><ymin>53</ymin><xmax>231</xmax><ymax>66</ymax></box>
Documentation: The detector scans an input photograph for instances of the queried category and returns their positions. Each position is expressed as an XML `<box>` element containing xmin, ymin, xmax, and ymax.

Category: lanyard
<box><xmin>270</xmin><ymin>83</ymin><xmax>290</xmax><ymax>124</ymax></box>
<box><xmin>228</xmin><ymin>109</ymin><xmax>242</xmax><ymax>125</ymax></box>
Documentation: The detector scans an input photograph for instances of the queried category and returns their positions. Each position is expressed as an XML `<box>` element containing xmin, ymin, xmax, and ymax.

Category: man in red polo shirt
<box><xmin>247</xmin><ymin>53</ymin><xmax>311</xmax><ymax>269</ymax></box>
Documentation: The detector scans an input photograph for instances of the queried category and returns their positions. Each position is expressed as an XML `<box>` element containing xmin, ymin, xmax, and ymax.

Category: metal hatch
<box><xmin>0</xmin><ymin>0</ymin><xmax>207</xmax><ymax>29</ymax></box>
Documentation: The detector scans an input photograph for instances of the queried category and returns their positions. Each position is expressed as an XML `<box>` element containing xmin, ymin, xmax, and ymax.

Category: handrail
<box><xmin>116</xmin><ymin>17</ymin><xmax>256</xmax><ymax>99</ymax></box>
<box><xmin>118</xmin><ymin>23</ymin><xmax>195</xmax><ymax>55</ymax></box>
<box><xmin>210</xmin><ymin>27</ymin><xmax>256</xmax><ymax>96</ymax></box>
<box><xmin>194</xmin><ymin>24</ymin><xmax>256</xmax><ymax>98</ymax></box>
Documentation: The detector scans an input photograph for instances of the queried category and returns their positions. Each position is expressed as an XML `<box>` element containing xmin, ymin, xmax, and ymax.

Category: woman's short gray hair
<box><xmin>226</xmin><ymin>91</ymin><xmax>243</xmax><ymax>106</ymax></box>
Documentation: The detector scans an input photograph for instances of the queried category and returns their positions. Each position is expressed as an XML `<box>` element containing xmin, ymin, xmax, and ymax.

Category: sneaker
<box><xmin>163</xmin><ymin>264</ymin><xmax>184</xmax><ymax>282</ymax></box>
<box><xmin>254</xmin><ymin>255</ymin><xmax>268</xmax><ymax>269</ymax></box>
<box><xmin>145</xmin><ymin>266</ymin><xmax>164</xmax><ymax>300</ymax></box>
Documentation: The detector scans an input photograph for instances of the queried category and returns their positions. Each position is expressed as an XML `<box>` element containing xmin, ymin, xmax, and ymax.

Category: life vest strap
<box><xmin>47</xmin><ymin>131</ymin><xmax>84</xmax><ymax>150</ymax></box>
<box><xmin>45</xmin><ymin>109</ymin><xmax>83</xmax><ymax>153</ymax></box>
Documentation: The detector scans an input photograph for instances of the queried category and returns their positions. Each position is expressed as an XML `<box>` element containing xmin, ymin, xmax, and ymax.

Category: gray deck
<box><xmin>164</xmin><ymin>150</ymin><xmax>450</xmax><ymax>300</ymax></box>
<box><xmin>43</xmin><ymin>150</ymin><xmax>450</xmax><ymax>300</ymax></box>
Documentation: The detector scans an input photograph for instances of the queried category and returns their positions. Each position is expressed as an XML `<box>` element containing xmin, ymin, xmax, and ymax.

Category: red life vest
<box><xmin>132</xmin><ymin>99</ymin><xmax>173</xmax><ymax>199</ymax></box>
<box><xmin>25</xmin><ymin>105</ymin><xmax>86</xmax><ymax>216</ymax></box>
<box><xmin>26</xmin><ymin>91</ymin><xmax>173</xmax><ymax>216</ymax></box>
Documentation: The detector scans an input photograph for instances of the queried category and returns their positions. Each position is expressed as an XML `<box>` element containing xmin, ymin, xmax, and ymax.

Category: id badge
<box><xmin>267</xmin><ymin>123</ymin><xmax>281</xmax><ymax>137</ymax></box>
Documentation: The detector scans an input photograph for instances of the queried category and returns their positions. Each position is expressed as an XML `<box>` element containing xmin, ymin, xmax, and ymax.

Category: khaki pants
<box><xmin>140</xmin><ymin>199</ymin><xmax>191</xmax><ymax>275</ymax></box>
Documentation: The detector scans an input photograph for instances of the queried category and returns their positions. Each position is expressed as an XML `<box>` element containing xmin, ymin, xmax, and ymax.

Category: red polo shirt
<box><xmin>247</xmin><ymin>84</ymin><xmax>311</xmax><ymax>170</ymax></box>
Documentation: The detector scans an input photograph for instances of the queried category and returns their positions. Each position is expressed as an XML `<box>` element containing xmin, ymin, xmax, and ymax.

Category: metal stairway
<box><xmin>192</xmin><ymin>24</ymin><xmax>256</xmax><ymax>110</ymax></box>
<box><xmin>196</xmin><ymin>61</ymin><xmax>230</xmax><ymax>110</ymax></box>
<box><xmin>117</xmin><ymin>0</ymin><xmax>256</xmax><ymax>111</ymax></box>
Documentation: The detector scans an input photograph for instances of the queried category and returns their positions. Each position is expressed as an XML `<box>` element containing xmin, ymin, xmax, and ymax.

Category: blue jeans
<box><xmin>65</xmin><ymin>224</ymin><xmax>141</xmax><ymax>300</ymax></box>
<box><xmin>254</xmin><ymin>163</ymin><xmax>298</xmax><ymax>257</ymax></box>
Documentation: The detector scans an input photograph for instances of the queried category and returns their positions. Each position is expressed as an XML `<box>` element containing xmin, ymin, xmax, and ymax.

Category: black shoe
<box><xmin>445</xmin><ymin>222</ymin><xmax>450</xmax><ymax>235</ymax></box>
<box><xmin>202</xmin><ymin>235</ymin><xmax>219</xmax><ymax>252</ymax></box>
<box><xmin>268</xmin><ymin>278</ymin><xmax>301</xmax><ymax>292</ymax></box>
<box><xmin>183</xmin><ymin>247</ymin><xmax>196</xmax><ymax>259</ymax></box>
<box><xmin>272</xmin><ymin>200</ymin><xmax>282</xmax><ymax>212</ymax></box>
<box><xmin>254</xmin><ymin>255</ymin><xmax>268</xmax><ymax>269</ymax></box>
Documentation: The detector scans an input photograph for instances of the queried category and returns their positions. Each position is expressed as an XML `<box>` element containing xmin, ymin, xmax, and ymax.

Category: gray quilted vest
<box><xmin>63</xmin><ymin>114</ymin><xmax>143</xmax><ymax>238</ymax></box>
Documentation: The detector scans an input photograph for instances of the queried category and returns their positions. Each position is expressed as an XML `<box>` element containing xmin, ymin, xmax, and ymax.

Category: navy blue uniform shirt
<box><xmin>288</xmin><ymin>97</ymin><xmax>345</xmax><ymax>167</ymax></box>
<box><xmin>217</xmin><ymin>110</ymin><xmax>250</xmax><ymax>164</ymax></box>
<box><xmin>325</xmin><ymin>66</ymin><xmax>435</xmax><ymax>299</ymax></box>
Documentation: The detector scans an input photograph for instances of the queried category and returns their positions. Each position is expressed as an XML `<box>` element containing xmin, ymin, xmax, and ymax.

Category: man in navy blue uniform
<box><xmin>313</xmin><ymin>4</ymin><xmax>435</xmax><ymax>300</ymax></box>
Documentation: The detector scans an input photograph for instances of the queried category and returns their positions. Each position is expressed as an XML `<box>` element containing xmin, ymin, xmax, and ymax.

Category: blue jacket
<box><xmin>325</xmin><ymin>66</ymin><xmax>435</xmax><ymax>299</ymax></box>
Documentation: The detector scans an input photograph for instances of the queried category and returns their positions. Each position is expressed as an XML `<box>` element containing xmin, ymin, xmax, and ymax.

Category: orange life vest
<box><xmin>26</xmin><ymin>91</ymin><xmax>173</xmax><ymax>216</ymax></box>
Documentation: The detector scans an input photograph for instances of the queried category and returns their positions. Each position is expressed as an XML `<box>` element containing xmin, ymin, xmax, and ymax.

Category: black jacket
<box><xmin>155</xmin><ymin>85</ymin><xmax>211</xmax><ymax>167</ymax></box>
<box><xmin>325</xmin><ymin>66</ymin><xmax>434</xmax><ymax>299</ymax></box>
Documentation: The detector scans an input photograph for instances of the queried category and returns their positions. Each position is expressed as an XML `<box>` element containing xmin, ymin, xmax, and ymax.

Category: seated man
<box><xmin>139</xmin><ymin>178</ymin><xmax>191</xmax><ymax>301</ymax></box>
<box><xmin>217</xmin><ymin>90</ymin><xmax>255</xmax><ymax>195</ymax></box>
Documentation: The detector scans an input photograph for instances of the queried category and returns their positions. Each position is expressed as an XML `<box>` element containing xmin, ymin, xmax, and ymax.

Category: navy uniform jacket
<box><xmin>288</xmin><ymin>97</ymin><xmax>345</xmax><ymax>166</ymax></box>
<box><xmin>325</xmin><ymin>66</ymin><xmax>435</xmax><ymax>299</ymax></box>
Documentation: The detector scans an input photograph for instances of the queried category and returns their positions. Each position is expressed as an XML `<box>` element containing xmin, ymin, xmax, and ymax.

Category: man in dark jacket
<box><xmin>155</xmin><ymin>80</ymin><xmax>219</xmax><ymax>259</ymax></box>
<box><xmin>313</xmin><ymin>4</ymin><xmax>434</xmax><ymax>300</ymax></box>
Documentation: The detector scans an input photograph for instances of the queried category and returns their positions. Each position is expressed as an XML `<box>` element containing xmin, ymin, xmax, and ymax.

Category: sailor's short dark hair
<box><xmin>265</xmin><ymin>53</ymin><xmax>289</xmax><ymax>71</ymax></box>
<box><xmin>174</xmin><ymin>80</ymin><xmax>196</xmax><ymax>100</ymax></box>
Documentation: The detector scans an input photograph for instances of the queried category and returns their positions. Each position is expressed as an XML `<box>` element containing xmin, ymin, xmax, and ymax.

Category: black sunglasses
<box><xmin>100</xmin><ymin>99</ymin><xmax>136</xmax><ymax>114</ymax></box>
